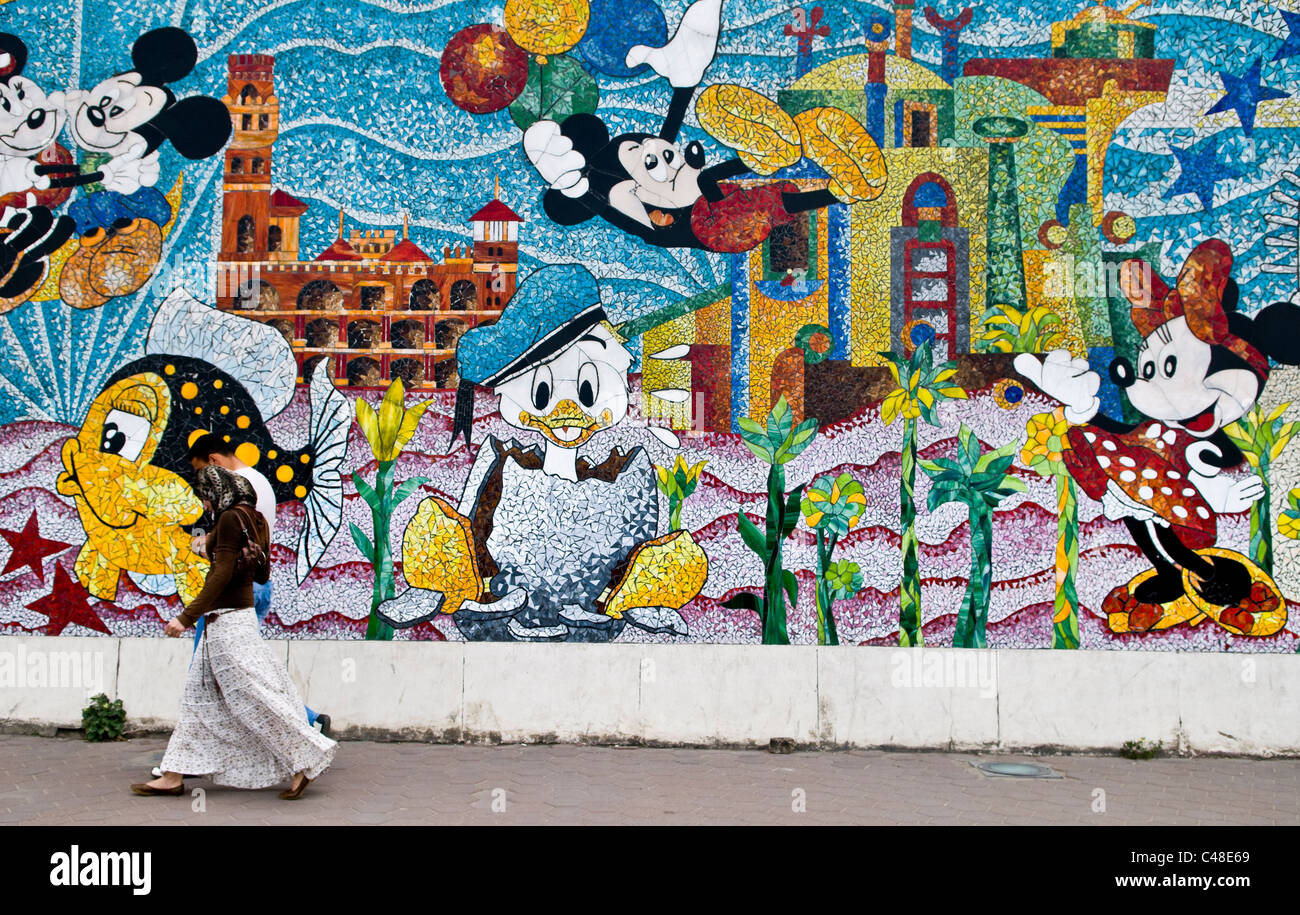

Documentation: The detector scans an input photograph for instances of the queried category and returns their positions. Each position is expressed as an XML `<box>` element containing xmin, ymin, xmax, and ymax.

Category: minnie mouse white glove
<box><xmin>1014</xmin><ymin>349</ymin><xmax>1101</xmax><ymax>425</ymax></box>
<box><xmin>523</xmin><ymin>119</ymin><xmax>588</xmax><ymax>199</ymax></box>
<box><xmin>0</xmin><ymin>156</ymin><xmax>44</xmax><ymax>196</ymax></box>
<box><xmin>625</xmin><ymin>0</ymin><xmax>723</xmax><ymax>88</ymax></box>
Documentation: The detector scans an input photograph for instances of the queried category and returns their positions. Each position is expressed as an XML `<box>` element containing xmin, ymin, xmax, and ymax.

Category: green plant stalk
<box><xmin>1052</xmin><ymin>474</ymin><xmax>1081</xmax><ymax>650</ymax></box>
<box><xmin>669</xmin><ymin>493</ymin><xmax>683</xmax><ymax>532</ymax></box>
<box><xmin>763</xmin><ymin>463</ymin><xmax>790</xmax><ymax>645</ymax></box>
<box><xmin>364</xmin><ymin>459</ymin><xmax>397</xmax><ymax>641</ymax></box>
<box><xmin>814</xmin><ymin>529</ymin><xmax>841</xmax><ymax>646</ymax></box>
<box><xmin>899</xmin><ymin>417</ymin><xmax>924</xmax><ymax>646</ymax></box>
<box><xmin>1250</xmin><ymin>459</ymin><xmax>1272</xmax><ymax>576</ymax></box>
<box><xmin>953</xmin><ymin>505</ymin><xmax>993</xmax><ymax>649</ymax></box>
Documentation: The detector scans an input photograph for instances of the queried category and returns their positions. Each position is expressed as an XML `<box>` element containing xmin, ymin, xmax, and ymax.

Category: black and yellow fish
<box><xmin>56</xmin><ymin>289</ymin><xmax>348</xmax><ymax>604</ymax></box>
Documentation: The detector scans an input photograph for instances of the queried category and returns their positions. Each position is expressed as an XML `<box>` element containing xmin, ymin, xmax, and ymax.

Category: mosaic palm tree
<box><xmin>920</xmin><ymin>424</ymin><xmax>1026</xmax><ymax>648</ymax></box>
<box><xmin>880</xmin><ymin>340</ymin><xmax>966</xmax><ymax>646</ymax></box>
<box><xmin>1020</xmin><ymin>407</ymin><xmax>1080</xmax><ymax>649</ymax></box>
<box><xmin>1225</xmin><ymin>402</ymin><xmax>1299</xmax><ymax>576</ymax></box>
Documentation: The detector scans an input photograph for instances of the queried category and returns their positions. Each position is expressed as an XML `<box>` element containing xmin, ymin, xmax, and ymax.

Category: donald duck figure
<box><xmin>378</xmin><ymin>263</ymin><xmax>707</xmax><ymax>642</ymax></box>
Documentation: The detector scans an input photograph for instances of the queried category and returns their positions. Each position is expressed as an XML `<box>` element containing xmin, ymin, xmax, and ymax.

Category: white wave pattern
<box><xmin>265</xmin><ymin>36</ymin><xmax>443</xmax><ymax>60</ymax></box>
<box><xmin>280</xmin><ymin>116</ymin><xmax>516</xmax><ymax>161</ymax></box>
<box><xmin>196</xmin><ymin>0</ymin><xmax>467</xmax><ymax>62</ymax></box>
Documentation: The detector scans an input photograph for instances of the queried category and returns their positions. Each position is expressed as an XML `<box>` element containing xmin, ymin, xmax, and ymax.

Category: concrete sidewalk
<box><xmin>2</xmin><ymin>735</ymin><xmax>1297</xmax><ymax>825</ymax></box>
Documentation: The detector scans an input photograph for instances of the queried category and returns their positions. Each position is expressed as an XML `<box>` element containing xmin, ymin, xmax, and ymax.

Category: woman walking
<box><xmin>132</xmin><ymin>465</ymin><xmax>335</xmax><ymax>800</ymax></box>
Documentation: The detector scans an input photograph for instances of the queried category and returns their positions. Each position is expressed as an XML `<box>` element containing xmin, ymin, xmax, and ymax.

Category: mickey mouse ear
<box><xmin>0</xmin><ymin>34</ymin><xmax>27</xmax><ymax>81</ymax></box>
<box><xmin>131</xmin><ymin>27</ymin><xmax>198</xmax><ymax>85</ymax></box>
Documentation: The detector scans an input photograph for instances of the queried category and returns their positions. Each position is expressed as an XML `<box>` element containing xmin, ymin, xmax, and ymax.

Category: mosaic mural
<box><xmin>3</xmin><ymin>0</ymin><xmax>1300</xmax><ymax>651</ymax></box>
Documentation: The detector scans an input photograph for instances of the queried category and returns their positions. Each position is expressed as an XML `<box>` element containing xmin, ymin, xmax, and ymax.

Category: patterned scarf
<box><xmin>193</xmin><ymin>464</ymin><xmax>257</xmax><ymax>515</ymax></box>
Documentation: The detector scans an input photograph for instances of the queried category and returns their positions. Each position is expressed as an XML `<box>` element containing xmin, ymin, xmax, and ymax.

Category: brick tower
<box><xmin>220</xmin><ymin>54</ymin><xmax>278</xmax><ymax>261</ymax></box>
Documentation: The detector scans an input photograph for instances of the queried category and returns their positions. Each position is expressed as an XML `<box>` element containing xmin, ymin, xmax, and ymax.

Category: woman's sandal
<box><xmin>279</xmin><ymin>774</ymin><xmax>312</xmax><ymax>800</ymax></box>
<box><xmin>130</xmin><ymin>782</ymin><xmax>184</xmax><ymax>796</ymax></box>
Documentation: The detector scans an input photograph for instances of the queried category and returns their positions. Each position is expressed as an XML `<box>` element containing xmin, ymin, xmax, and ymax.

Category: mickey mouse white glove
<box><xmin>625</xmin><ymin>0</ymin><xmax>723</xmax><ymax>88</ymax></box>
<box><xmin>1014</xmin><ymin>349</ymin><xmax>1101</xmax><ymax>425</ymax></box>
<box><xmin>523</xmin><ymin>119</ymin><xmax>588</xmax><ymax>198</ymax></box>
<box><xmin>100</xmin><ymin>142</ymin><xmax>161</xmax><ymax>194</ymax></box>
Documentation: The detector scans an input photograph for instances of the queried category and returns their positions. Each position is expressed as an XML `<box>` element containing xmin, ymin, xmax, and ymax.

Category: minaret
<box><xmin>864</xmin><ymin>17</ymin><xmax>892</xmax><ymax>146</ymax></box>
<box><xmin>220</xmin><ymin>54</ymin><xmax>278</xmax><ymax>261</ymax></box>
<box><xmin>923</xmin><ymin>5</ymin><xmax>973</xmax><ymax>84</ymax></box>
<box><xmin>894</xmin><ymin>0</ymin><xmax>914</xmax><ymax>60</ymax></box>
<box><xmin>470</xmin><ymin>179</ymin><xmax>524</xmax><ymax>305</ymax></box>
<box><xmin>975</xmin><ymin>116</ymin><xmax>1029</xmax><ymax>313</ymax></box>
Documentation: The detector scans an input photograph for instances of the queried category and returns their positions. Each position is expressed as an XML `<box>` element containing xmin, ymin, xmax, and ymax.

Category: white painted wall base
<box><xmin>1</xmin><ymin>636</ymin><xmax>1296</xmax><ymax>756</ymax></box>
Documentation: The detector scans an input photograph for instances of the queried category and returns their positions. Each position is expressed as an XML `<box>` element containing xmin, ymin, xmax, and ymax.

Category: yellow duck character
<box><xmin>55</xmin><ymin>372</ymin><xmax>208</xmax><ymax>604</ymax></box>
<box><xmin>378</xmin><ymin>263</ymin><xmax>708</xmax><ymax>642</ymax></box>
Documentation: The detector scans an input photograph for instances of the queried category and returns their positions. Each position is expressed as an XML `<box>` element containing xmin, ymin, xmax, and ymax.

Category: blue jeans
<box><xmin>191</xmin><ymin>580</ymin><xmax>317</xmax><ymax>725</ymax></box>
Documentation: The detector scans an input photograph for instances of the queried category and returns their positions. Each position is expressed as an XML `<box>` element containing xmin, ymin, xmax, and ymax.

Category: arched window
<box><xmin>230</xmin><ymin>157</ymin><xmax>244</xmax><ymax>174</ymax></box>
<box><xmin>236</xmin><ymin>215</ymin><xmax>255</xmax><ymax>253</ymax></box>
<box><xmin>390</xmin><ymin>357</ymin><xmax>425</xmax><ymax>387</ymax></box>
<box><xmin>241</xmin><ymin>113</ymin><xmax>252</xmax><ymax>131</ymax></box>
<box><xmin>267</xmin><ymin>225</ymin><xmax>282</xmax><ymax>253</ymax></box>
<box><xmin>449</xmin><ymin>280</ymin><xmax>476</xmax><ymax>311</ymax></box>
<box><xmin>258</xmin><ymin>113</ymin><xmax>270</xmax><ymax>130</ymax></box>
<box><xmin>408</xmin><ymin>279</ymin><xmax>439</xmax><ymax>311</ymax></box>
<box><xmin>298</xmin><ymin>279</ymin><xmax>344</xmax><ymax>312</ymax></box>
<box><xmin>239</xmin><ymin>84</ymin><xmax>259</xmax><ymax>104</ymax></box>
<box><xmin>435</xmin><ymin>317</ymin><xmax>468</xmax><ymax>350</ymax></box>
<box><xmin>251</xmin><ymin>157</ymin><xmax>264</xmax><ymax>174</ymax></box>
<box><xmin>391</xmin><ymin>319</ymin><xmax>425</xmax><ymax>349</ymax></box>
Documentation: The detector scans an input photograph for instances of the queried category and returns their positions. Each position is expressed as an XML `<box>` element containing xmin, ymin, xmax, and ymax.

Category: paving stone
<box><xmin>3</xmin><ymin>735</ymin><xmax>1298</xmax><ymax>825</ymax></box>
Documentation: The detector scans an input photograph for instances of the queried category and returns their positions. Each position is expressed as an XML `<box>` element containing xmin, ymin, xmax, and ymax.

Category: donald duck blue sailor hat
<box><xmin>452</xmin><ymin>263</ymin><xmax>608</xmax><ymax>445</ymax></box>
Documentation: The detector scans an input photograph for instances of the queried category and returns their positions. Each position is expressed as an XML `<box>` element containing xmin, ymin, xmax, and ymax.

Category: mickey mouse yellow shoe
<box><xmin>695</xmin><ymin>84</ymin><xmax>802</xmax><ymax>176</ymax></box>
<box><xmin>794</xmin><ymin>107</ymin><xmax>887</xmax><ymax>204</ymax></box>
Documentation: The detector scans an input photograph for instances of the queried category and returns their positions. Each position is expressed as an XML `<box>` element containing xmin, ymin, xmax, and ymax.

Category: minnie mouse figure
<box><xmin>0</xmin><ymin>33</ymin><xmax>76</xmax><ymax>310</ymax></box>
<box><xmin>1016</xmin><ymin>239</ymin><xmax>1299</xmax><ymax>636</ymax></box>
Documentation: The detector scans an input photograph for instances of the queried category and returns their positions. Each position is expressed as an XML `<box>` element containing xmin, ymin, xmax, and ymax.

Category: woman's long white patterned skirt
<box><xmin>160</xmin><ymin>608</ymin><xmax>336</xmax><ymax>789</ymax></box>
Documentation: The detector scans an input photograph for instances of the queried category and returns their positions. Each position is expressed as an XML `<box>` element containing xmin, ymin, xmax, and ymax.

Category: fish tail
<box><xmin>294</xmin><ymin>360</ymin><xmax>350</xmax><ymax>584</ymax></box>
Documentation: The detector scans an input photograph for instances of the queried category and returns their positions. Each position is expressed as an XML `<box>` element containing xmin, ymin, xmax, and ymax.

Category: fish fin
<box><xmin>295</xmin><ymin>360</ymin><xmax>350</xmax><ymax>584</ymax></box>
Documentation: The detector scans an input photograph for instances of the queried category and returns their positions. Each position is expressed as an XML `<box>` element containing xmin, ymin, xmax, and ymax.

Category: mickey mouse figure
<box><xmin>523</xmin><ymin>0</ymin><xmax>884</xmax><ymax>253</ymax></box>
<box><xmin>1016</xmin><ymin>240</ymin><xmax>1298</xmax><ymax>637</ymax></box>
<box><xmin>0</xmin><ymin>34</ymin><xmax>76</xmax><ymax>310</ymax></box>
<box><xmin>44</xmin><ymin>27</ymin><xmax>231</xmax><ymax>233</ymax></box>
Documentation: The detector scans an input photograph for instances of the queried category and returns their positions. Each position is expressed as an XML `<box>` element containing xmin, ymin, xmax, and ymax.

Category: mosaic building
<box><xmin>214</xmin><ymin>54</ymin><xmax>523</xmax><ymax>390</ymax></box>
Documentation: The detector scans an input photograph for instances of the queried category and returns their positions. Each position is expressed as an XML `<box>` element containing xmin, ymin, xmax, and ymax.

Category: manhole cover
<box><xmin>972</xmin><ymin>761</ymin><xmax>1060</xmax><ymax>778</ymax></box>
